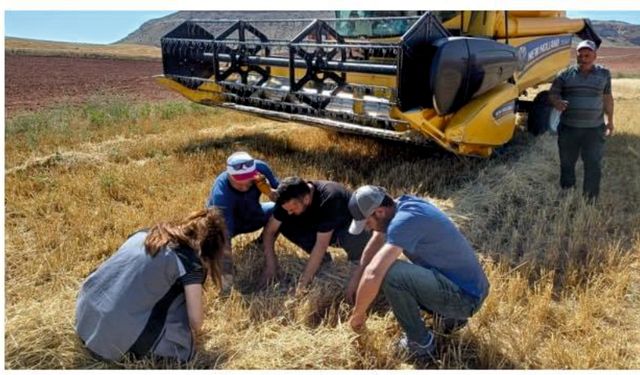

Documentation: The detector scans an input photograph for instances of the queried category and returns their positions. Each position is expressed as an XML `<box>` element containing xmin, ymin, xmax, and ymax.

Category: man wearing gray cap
<box><xmin>549</xmin><ymin>39</ymin><xmax>614</xmax><ymax>201</ymax></box>
<box><xmin>346</xmin><ymin>186</ymin><xmax>489</xmax><ymax>360</ymax></box>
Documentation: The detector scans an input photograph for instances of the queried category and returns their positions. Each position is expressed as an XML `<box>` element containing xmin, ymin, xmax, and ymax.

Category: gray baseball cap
<box><xmin>348</xmin><ymin>185</ymin><xmax>387</xmax><ymax>234</ymax></box>
<box><xmin>576</xmin><ymin>40</ymin><xmax>597</xmax><ymax>52</ymax></box>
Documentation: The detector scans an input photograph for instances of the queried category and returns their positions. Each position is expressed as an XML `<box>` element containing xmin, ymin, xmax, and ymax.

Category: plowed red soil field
<box><xmin>597</xmin><ymin>46</ymin><xmax>640</xmax><ymax>75</ymax></box>
<box><xmin>5</xmin><ymin>47</ymin><xmax>640</xmax><ymax>116</ymax></box>
<box><xmin>5</xmin><ymin>54</ymin><xmax>180</xmax><ymax>116</ymax></box>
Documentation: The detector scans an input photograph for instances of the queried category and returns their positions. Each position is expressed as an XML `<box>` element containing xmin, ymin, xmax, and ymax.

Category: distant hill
<box><xmin>6</xmin><ymin>37</ymin><xmax>161</xmax><ymax>60</ymax></box>
<box><xmin>117</xmin><ymin>11</ymin><xmax>640</xmax><ymax>48</ymax></box>
<box><xmin>591</xmin><ymin>20</ymin><xmax>640</xmax><ymax>47</ymax></box>
<box><xmin>116</xmin><ymin>11</ymin><xmax>333</xmax><ymax>46</ymax></box>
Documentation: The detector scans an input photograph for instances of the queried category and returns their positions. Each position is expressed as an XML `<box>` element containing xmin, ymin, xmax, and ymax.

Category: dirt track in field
<box><xmin>5</xmin><ymin>54</ymin><xmax>180</xmax><ymax>116</ymax></box>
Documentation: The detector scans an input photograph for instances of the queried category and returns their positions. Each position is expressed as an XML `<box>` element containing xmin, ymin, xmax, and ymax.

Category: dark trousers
<box><xmin>279</xmin><ymin>222</ymin><xmax>372</xmax><ymax>261</ymax></box>
<box><xmin>558</xmin><ymin>125</ymin><xmax>605</xmax><ymax>200</ymax></box>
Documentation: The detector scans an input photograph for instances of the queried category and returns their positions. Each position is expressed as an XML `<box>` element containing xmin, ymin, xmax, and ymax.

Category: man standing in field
<box><xmin>206</xmin><ymin>151</ymin><xmax>279</xmax><ymax>291</ymax></box>
<box><xmin>346</xmin><ymin>186</ymin><xmax>489</xmax><ymax>360</ymax></box>
<box><xmin>259</xmin><ymin>177</ymin><xmax>371</xmax><ymax>292</ymax></box>
<box><xmin>549</xmin><ymin>39</ymin><xmax>614</xmax><ymax>201</ymax></box>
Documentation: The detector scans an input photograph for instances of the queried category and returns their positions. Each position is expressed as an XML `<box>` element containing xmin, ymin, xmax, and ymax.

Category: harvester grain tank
<box><xmin>156</xmin><ymin>11</ymin><xmax>601</xmax><ymax>157</ymax></box>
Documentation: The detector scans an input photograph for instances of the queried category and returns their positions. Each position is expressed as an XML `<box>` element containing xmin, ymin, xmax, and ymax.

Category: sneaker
<box><xmin>396</xmin><ymin>331</ymin><xmax>436</xmax><ymax>360</ymax></box>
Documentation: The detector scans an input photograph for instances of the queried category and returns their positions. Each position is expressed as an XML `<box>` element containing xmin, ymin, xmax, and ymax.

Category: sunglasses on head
<box><xmin>229</xmin><ymin>159</ymin><xmax>255</xmax><ymax>170</ymax></box>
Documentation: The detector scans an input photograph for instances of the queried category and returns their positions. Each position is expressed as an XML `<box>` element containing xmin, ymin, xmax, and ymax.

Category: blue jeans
<box><xmin>381</xmin><ymin>260</ymin><xmax>485</xmax><ymax>344</ymax></box>
<box><xmin>231</xmin><ymin>202</ymin><xmax>275</xmax><ymax>238</ymax></box>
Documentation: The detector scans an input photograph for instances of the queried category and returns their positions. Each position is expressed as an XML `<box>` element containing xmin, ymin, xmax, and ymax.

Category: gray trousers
<box><xmin>558</xmin><ymin>125</ymin><xmax>605</xmax><ymax>200</ymax></box>
<box><xmin>381</xmin><ymin>260</ymin><xmax>485</xmax><ymax>344</ymax></box>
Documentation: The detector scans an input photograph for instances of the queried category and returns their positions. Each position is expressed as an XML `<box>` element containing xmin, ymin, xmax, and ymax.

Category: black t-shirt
<box><xmin>273</xmin><ymin>180</ymin><xmax>353</xmax><ymax>233</ymax></box>
<box><xmin>174</xmin><ymin>246</ymin><xmax>206</xmax><ymax>286</ymax></box>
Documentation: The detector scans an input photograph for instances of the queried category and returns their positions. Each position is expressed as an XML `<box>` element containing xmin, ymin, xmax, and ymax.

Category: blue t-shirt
<box><xmin>205</xmin><ymin>160</ymin><xmax>278</xmax><ymax>237</ymax></box>
<box><xmin>386</xmin><ymin>195</ymin><xmax>489</xmax><ymax>300</ymax></box>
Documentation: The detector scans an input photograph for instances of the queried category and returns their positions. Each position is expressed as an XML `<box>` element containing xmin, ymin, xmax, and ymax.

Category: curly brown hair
<box><xmin>144</xmin><ymin>208</ymin><xmax>227</xmax><ymax>288</ymax></box>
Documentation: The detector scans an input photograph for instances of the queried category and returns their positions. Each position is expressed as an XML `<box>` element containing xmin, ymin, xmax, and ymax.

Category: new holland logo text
<box><xmin>517</xmin><ymin>35</ymin><xmax>572</xmax><ymax>74</ymax></box>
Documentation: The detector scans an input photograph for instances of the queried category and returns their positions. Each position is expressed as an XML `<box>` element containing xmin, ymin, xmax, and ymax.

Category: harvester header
<box><xmin>156</xmin><ymin>11</ymin><xmax>600</xmax><ymax>157</ymax></box>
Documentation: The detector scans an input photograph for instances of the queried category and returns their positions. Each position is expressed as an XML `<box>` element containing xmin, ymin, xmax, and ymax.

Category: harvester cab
<box><xmin>156</xmin><ymin>11</ymin><xmax>601</xmax><ymax>157</ymax></box>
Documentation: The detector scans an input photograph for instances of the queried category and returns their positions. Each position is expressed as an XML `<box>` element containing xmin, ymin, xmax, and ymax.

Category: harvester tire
<box><xmin>527</xmin><ymin>90</ymin><xmax>553</xmax><ymax>135</ymax></box>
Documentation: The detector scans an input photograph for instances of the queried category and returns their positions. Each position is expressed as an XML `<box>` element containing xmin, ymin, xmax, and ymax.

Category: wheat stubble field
<box><xmin>4</xmin><ymin>45</ymin><xmax>640</xmax><ymax>369</ymax></box>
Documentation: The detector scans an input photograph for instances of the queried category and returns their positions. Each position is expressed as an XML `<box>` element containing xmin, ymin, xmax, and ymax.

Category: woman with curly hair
<box><xmin>75</xmin><ymin>208</ymin><xmax>226</xmax><ymax>363</ymax></box>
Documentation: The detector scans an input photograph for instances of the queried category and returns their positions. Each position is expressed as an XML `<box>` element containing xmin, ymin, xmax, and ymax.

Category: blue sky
<box><xmin>567</xmin><ymin>11</ymin><xmax>640</xmax><ymax>24</ymax></box>
<box><xmin>4</xmin><ymin>10</ymin><xmax>640</xmax><ymax>45</ymax></box>
<box><xmin>5</xmin><ymin>11</ymin><xmax>175</xmax><ymax>44</ymax></box>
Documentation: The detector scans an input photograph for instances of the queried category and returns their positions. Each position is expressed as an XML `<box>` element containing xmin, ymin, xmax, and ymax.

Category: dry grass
<box><xmin>5</xmin><ymin>37</ymin><xmax>161</xmax><ymax>60</ymax></box>
<box><xmin>4</xmin><ymin>81</ymin><xmax>640</xmax><ymax>369</ymax></box>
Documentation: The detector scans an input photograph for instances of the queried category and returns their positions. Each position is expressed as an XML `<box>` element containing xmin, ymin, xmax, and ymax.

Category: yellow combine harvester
<box><xmin>155</xmin><ymin>11</ymin><xmax>601</xmax><ymax>157</ymax></box>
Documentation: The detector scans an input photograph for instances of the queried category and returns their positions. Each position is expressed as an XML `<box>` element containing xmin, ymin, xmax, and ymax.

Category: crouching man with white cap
<box><xmin>206</xmin><ymin>151</ymin><xmax>279</xmax><ymax>292</ymax></box>
<box><xmin>346</xmin><ymin>186</ymin><xmax>489</xmax><ymax>360</ymax></box>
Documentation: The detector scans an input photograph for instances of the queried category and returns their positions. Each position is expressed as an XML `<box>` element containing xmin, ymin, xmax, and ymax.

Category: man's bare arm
<box><xmin>604</xmin><ymin>93</ymin><xmax>614</xmax><ymax>135</ymax></box>
<box><xmin>349</xmin><ymin>244</ymin><xmax>402</xmax><ymax>331</ymax></box>
<box><xmin>346</xmin><ymin>231</ymin><xmax>386</xmax><ymax>304</ymax></box>
<box><xmin>297</xmin><ymin>231</ymin><xmax>333</xmax><ymax>291</ymax></box>
<box><xmin>258</xmin><ymin>215</ymin><xmax>282</xmax><ymax>289</ymax></box>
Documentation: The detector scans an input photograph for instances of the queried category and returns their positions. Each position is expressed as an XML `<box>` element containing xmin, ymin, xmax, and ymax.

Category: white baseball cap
<box><xmin>226</xmin><ymin>151</ymin><xmax>257</xmax><ymax>181</ymax></box>
<box><xmin>576</xmin><ymin>40</ymin><xmax>597</xmax><ymax>52</ymax></box>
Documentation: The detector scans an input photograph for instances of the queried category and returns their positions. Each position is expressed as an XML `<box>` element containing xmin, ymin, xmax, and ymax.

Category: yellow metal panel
<box><xmin>154</xmin><ymin>76</ymin><xmax>224</xmax><ymax>104</ymax></box>
<box><xmin>515</xmin><ymin>48</ymin><xmax>573</xmax><ymax>91</ymax></box>
<box><xmin>457</xmin><ymin>144</ymin><xmax>493</xmax><ymax>158</ymax></box>
<box><xmin>467</xmin><ymin>11</ymin><xmax>497</xmax><ymax>37</ymax></box>
<box><xmin>441</xmin><ymin>12</ymin><xmax>465</xmax><ymax>31</ymax></box>
<box><xmin>508</xmin><ymin>11</ymin><xmax>565</xmax><ymax>18</ymax></box>
<box><xmin>454</xmin><ymin>11</ymin><xmax>473</xmax><ymax>33</ymax></box>
<box><xmin>445</xmin><ymin>83</ymin><xmax>519</xmax><ymax>146</ymax></box>
<box><xmin>496</xmin><ymin>16</ymin><xmax>585</xmax><ymax>38</ymax></box>
<box><xmin>391</xmin><ymin>107</ymin><xmax>456</xmax><ymax>153</ymax></box>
